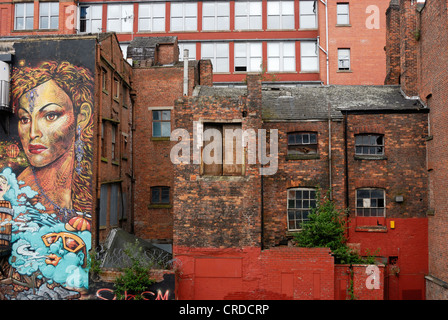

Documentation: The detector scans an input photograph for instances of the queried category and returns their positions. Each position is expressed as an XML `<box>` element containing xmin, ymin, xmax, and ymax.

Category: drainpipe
<box><xmin>318</xmin><ymin>0</ymin><xmax>329</xmax><ymax>85</ymax></box>
<box><xmin>95</xmin><ymin>42</ymin><xmax>103</xmax><ymax>249</ymax></box>
<box><xmin>328</xmin><ymin>103</ymin><xmax>332</xmax><ymax>200</ymax></box>
<box><xmin>344</xmin><ymin>110</ymin><xmax>350</xmax><ymax>241</ymax></box>
<box><xmin>183</xmin><ymin>49</ymin><xmax>189</xmax><ymax>96</ymax></box>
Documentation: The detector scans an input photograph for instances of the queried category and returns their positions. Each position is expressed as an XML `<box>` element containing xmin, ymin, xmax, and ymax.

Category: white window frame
<box><xmin>170</xmin><ymin>2</ymin><xmax>197</xmax><ymax>31</ymax></box>
<box><xmin>234</xmin><ymin>42</ymin><xmax>262</xmax><ymax>72</ymax></box>
<box><xmin>202</xmin><ymin>1</ymin><xmax>230</xmax><ymax>31</ymax></box>
<box><xmin>300</xmin><ymin>41</ymin><xmax>319</xmax><ymax>72</ymax></box>
<box><xmin>138</xmin><ymin>3</ymin><xmax>165</xmax><ymax>32</ymax></box>
<box><xmin>356</xmin><ymin>188</ymin><xmax>386</xmax><ymax>217</ymax></box>
<box><xmin>79</xmin><ymin>5</ymin><xmax>102</xmax><ymax>33</ymax></box>
<box><xmin>267</xmin><ymin>41</ymin><xmax>296</xmax><ymax>72</ymax></box>
<box><xmin>235</xmin><ymin>1</ymin><xmax>262</xmax><ymax>30</ymax></box>
<box><xmin>179</xmin><ymin>42</ymin><xmax>197</xmax><ymax>61</ymax></box>
<box><xmin>39</xmin><ymin>2</ymin><xmax>59</xmax><ymax>30</ymax></box>
<box><xmin>15</xmin><ymin>3</ymin><xmax>34</xmax><ymax>30</ymax></box>
<box><xmin>201</xmin><ymin>42</ymin><xmax>229</xmax><ymax>73</ymax></box>
<box><xmin>267</xmin><ymin>1</ymin><xmax>295</xmax><ymax>30</ymax></box>
<box><xmin>287</xmin><ymin>188</ymin><xmax>317</xmax><ymax>231</ymax></box>
<box><xmin>299</xmin><ymin>0</ymin><xmax>317</xmax><ymax>29</ymax></box>
<box><xmin>338</xmin><ymin>48</ymin><xmax>351</xmax><ymax>70</ymax></box>
<box><xmin>107</xmin><ymin>4</ymin><xmax>134</xmax><ymax>33</ymax></box>
<box><xmin>336</xmin><ymin>3</ymin><xmax>350</xmax><ymax>25</ymax></box>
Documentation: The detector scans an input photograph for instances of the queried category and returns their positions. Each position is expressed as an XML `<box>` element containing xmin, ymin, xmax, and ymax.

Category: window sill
<box><xmin>299</xmin><ymin>71</ymin><xmax>319</xmax><ymax>74</ymax></box>
<box><xmin>112</xmin><ymin>160</ymin><xmax>120</xmax><ymax>166</ymax></box>
<box><xmin>355</xmin><ymin>226</ymin><xmax>387</xmax><ymax>233</ymax></box>
<box><xmin>286</xmin><ymin>154</ymin><xmax>319</xmax><ymax>160</ymax></box>
<box><xmin>151</xmin><ymin>137</ymin><xmax>171</xmax><ymax>141</ymax></box>
<box><xmin>337</xmin><ymin>70</ymin><xmax>353</xmax><ymax>73</ymax></box>
<box><xmin>148</xmin><ymin>204</ymin><xmax>172</xmax><ymax>209</ymax></box>
<box><xmin>336</xmin><ymin>24</ymin><xmax>352</xmax><ymax>27</ymax></box>
<box><xmin>198</xmin><ymin>175</ymin><xmax>246</xmax><ymax>182</ymax></box>
<box><xmin>101</xmin><ymin>157</ymin><xmax>108</xmax><ymax>163</ymax></box>
<box><xmin>354</xmin><ymin>155</ymin><xmax>387</xmax><ymax>160</ymax></box>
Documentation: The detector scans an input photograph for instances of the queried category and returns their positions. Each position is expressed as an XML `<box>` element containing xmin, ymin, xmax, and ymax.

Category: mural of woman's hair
<box><xmin>10</xmin><ymin>61</ymin><xmax>94</xmax><ymax>216</ymax></box>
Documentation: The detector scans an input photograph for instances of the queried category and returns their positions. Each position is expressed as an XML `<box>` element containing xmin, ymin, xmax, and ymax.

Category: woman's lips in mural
<box><xmin>45</xmin><ymin>254</ymin><xmax>61</xmax><ymax>266</ymax></box>
<box><xmin>28</xmin><ymin>144</ymin><xmax>48</xmax><ymax>154</ymax></box>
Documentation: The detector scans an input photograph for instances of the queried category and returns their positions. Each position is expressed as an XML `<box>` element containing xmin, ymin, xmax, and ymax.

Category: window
<box><xmin>79</xmin><ymin>5</ymin><xmax>102</xmax><ymax>33</ymax></box>
<box><xmin>202</xmin><ymin>1</ymin><xmax>229</xmax><ymax>31</ymax></box>
<box><xmin>170</xmin><ymin>2</ymin><xmax>197</xmax><ymax>31</ymax></box>
<box><xmin>299</xmin><ymin>0</ymin><xmax>317</xmax><ymax>29</ymax></box>
<box><xmin>234</xmin><ymin>42</ymin><xmax>262</xmax><ymax>72</ymax></box>
<box><xmin>338</xmin><ymin>48</ymin><xmax>350</xmax><ymax>70</ymax></box>
<box><xmin>356</xmin><ymin>189</ymin><xmax>385</xmax><ymax>217</ymax></box>
<box><xmin>337</xmin><ymin>3</ymin><xmax>349</xmax><ymax>25</ymax></box>
<box><xmin>201</xmin><ymin>123</ymin><xmax>243</xmax><ymax>176</ymax></box>
<box><xmin>179</xmin><ymin>43</ymin><xmax>196</xmax><ymax>61</ymax></box>
<box><xmin>101</xmin><ymin>122</ymin><xmax>107</xmax><ymax>158</ymax></box>
<box><xmin>100</xmin><ymin>182</ymin><xmax>124</xmax><ymax>228</ymax></box>
<box><xmin>300</xmin><ymin>41</ymin><xmax>319</xmax><ymax>72</ymax></box>
<box><xmin>235</xmin><ymin>1</ymin><xmax>262</xmax><ymax>30</ymax></box>
<box><xmin>152</xmin><ymin>110</ymin><xmax>171</xmax><ymax>137</ymax></box>
<box><xmin>39</xmin><ymin>2</ymin><xmax>58</xmax><ymax>29</ymax></box>
<box><xmin>15</xmin><ymin>3</ymin><xmax>34</xmax><ymax>30</ymax></box>
<box><xmin>151</xmin><ymin>186</ymin><xmax>170</xmax><ymax>204</ymax></box>
<box><xmin>138</xmin><ymin>3</ymin><xmax>165</xmax><ymax>32</ymax></box>
<box><xmin>111</xmin><ymin>124</ymin><xmax>118</xmax><ymax>161</ymax></box>
<box><xmin>102</xmin><ymin>68</ymin><xmax>108</xmax><ymax>92</ymax></box>
<box><xmin>355</xmin><ymin>134</ymin><xmax>384</xmax><ymax>155</ymax></box>
<box><xmin>201</xmin><ymin>42</ymin><xmax>229</xmax><ymax>73</ymax></box>
<box><xmin>287</xmin><ymin>188</ymin><xmax>316</xmax><ymax>231</ymax></box>
<box><xmin>267</xmin><ymin>1</ymin><xmax>294</xmax><ymax>30</ymax></box>
<box><xmin>267</xmin><ymin>42</ymin><xmax>295</xmax><ymax>72</ymax></box>
<box><xmin>288</xmin><ymin>132</ymin><xmax>318</xmax><ymax>155</ymax></box>
<box><xmin>107</xmin><ymin>4</ymin><xmax>134</xmax><ymax>33</ymax></box>
<box><xmin>113</xmin><ymin>78</ymin><xmax>119</xmax><ymax>99</ymax></box>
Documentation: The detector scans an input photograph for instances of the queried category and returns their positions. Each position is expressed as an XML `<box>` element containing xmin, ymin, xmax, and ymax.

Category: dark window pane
<box><xmin>153</xmin><ymin>111</ymin><xmax>161</xmax><ymax>120</ymax></box>
<box><xmin>296</xmin><ymin>190</ymin><xmax>302</xmax><ymax>200</ymax></box>
<box><xmin>302</xmin><ymin>134</ymin><xmax>309</xmax><ymax>144</ymax></box>
<box><xmin>288</xmin><ymin>134</ymin><xmax>295</xmax><ymax>145</ymax></box>
<box><xmin>151</xmin><ymin>188</ymin><xmax>160</xmax><ymax>203</ymax></box>
<box><xmin>161</xmin><ymin>187</ymin><xmax>170</xmax><ymax>203</ymax></box>
<box><xmin>303</xmin><ymin>200</ymin><xmax>309</xmax><ymax>209</ymax></box>
<box><xmin>303</xmin><ymin>190</ymin><xmax>309</xmax><ymax>199</ymax></box>
<box><xmin>288</xmin><ymin>199</ymin><xmax>295</xmax><ymax>208</ymax></box>
<box><xmin>310</xmin><ymin>134</ymin><xmax>317</xmax><ymax>144</ymax></box>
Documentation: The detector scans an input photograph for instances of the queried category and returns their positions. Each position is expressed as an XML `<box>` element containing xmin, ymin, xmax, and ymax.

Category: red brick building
<box><xmin>0</xmin><ymin>0</ymin><xmax>390</xmax><ymax>86</ymax></box>
<box><xmin>384</xmin><ymin>0</ymin><xmax>448</xmax><ymax>300</ymax></box>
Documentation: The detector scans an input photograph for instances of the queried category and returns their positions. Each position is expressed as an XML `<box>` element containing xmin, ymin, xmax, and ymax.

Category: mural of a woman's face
<box><xmin>17</xmin><ymin>80</ymin><xmax>76</xmax><ymax>168</ymax></box>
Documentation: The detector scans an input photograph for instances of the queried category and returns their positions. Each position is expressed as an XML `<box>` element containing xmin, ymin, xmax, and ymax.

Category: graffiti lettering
<box><xmin>96</xmin><ymin>288</ymin><xmax>171</xmax><ymax>300</ymax></box>
<box><xmin>365</xmin><ymin>265</ymin><xmax>380</xmax><ymax>289</ymax></box>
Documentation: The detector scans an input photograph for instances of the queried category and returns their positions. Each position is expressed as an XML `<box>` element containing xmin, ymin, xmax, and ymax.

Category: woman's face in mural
<box><xmin>17</xmin><ymin>80</ymin><xmax>76</xmax><ymax>168</ymax></box>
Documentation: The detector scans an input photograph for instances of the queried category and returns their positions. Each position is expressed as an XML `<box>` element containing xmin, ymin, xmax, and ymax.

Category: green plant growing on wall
<box><xmin>293</xmin><ymin>188</ymin><xmax>375</xmax><ymax>264</ymax></box>
<box><xmin>114</xmin><ymin>240</ymin><xmax>156</xmax><ymax>300</ymax></box>
<box><xmin>88</xmin><ymin>248</ymin><xmax>103</xmax><ymax>281</ymax></box>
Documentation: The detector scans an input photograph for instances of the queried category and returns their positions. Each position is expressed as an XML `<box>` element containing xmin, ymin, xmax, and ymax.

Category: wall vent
<box><xmin>0</xmin><ymin>61</ymin><xmax>10</xmax><ymax>112</ymax></box>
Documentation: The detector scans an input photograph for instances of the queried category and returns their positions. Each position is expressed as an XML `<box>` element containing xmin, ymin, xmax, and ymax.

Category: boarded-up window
<box><xmin>202</xmin><ymin>123</ymin><xmax>243</xmax><ymax>176</ymax></box>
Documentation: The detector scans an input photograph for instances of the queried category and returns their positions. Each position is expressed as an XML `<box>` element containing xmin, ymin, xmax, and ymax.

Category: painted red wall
<box><xmin>347</xmin><ymin>218</ymin><xmax>428</xmax><ymax>300</ymax></box>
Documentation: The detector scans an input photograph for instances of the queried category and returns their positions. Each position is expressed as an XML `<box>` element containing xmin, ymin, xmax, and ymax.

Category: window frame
<box><xmin>267</xmin><ymin>41</ymin><xmax>296</xmax><ymax>72</ymax></box>
<box><xmin>152</xmin><ymin>110</ymin><xmax>171</xmax><ymax>138</ymax></box>
<box><xmin>201</xmin><ymin>42</ymin><xmax>229</xmax><ymax>73</ymax></box>
<box><xmin>287</xmin><ymin>132</ymin><xmax>318</xmax><ymax>156</ymax></box>
<box><xmin>138</xmin><ymin>2</ymin><xmax>165</xmax><ymax>32</ymax></box>
<box><xmin>300</xmin><ymin>41</ymin><xmax>319</xmax><ymax>72</ymax></box>
<box><xmin>287</xmin><ymin>187</ymin><xmax>317</xmax><ymax>231</ymax></box>
<box><xmin>356</xmin><ymin>188</ymin><xmax>386</xmax><ymax>217</ymax></box>
<box><xmin>234</xmin><ymin>42</ymin><xmax>262</xmax><ymax>72</ymax></box>
<box><xmin>267</xmin><ymin>0</ymin><xmax>295</xmax><ymax>30</ymax></box>
<box><xmin>107</xmin><ymin>4</ymin><xmax>134</xmax><ymax>33</ymax></box>
<box><xmin>336</xmin><ymin>3</ymin><xmax>350</xmax><ymax>25</ymax></box>
<box><xmin>39</xmin><ymin>2</ymin><xmax>59</xmax><ymax>30</ymax></box>
<box><xmin>355</xmin><ymin>134</ymin><xmax>385</xmax><ymax>156</ymax></box>
<box><xmin>338</xmin><ymin>48</ymin><xmax>351</xmax><ymax>71</ymax></box>
<box><xmin>179</xmin><ymin>42</ymin><xmax>197</xmax><ymax>61</ymax></box>
<box><xmin>79</xmin><ymin>4</ymin><xmax>102</xmax><ymax>33</ymax></box>
<box><xmin>234</xmin><ymin>1</ymin><xmax>262</xmax><ymax>30</ymax></box>
<box><xmin>15</xmin><ymin>3</ymin><xmax>34</xmax><ymax>31</ymax></box>
<box><xmin>170</xmin><ymin>2</ymin><xmax>197</xmax><ymax>32</ymax></box>
<box><xmin>202</xmin><ymin>1</ymin><xmax>230</xmax><ymax>31</ymax></box>
<box><xmin>151</xmin><ymin>186</ymin><xmax>170</xmax><ymax>204</ymax></box>
<box><xmin>299</xmin><ymin>0</ymin><xmax>317</xmax><ymax>29</ymax></box>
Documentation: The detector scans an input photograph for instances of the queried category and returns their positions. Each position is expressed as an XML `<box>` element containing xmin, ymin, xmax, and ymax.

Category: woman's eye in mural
<box><xmin>44</xmin><ymin>111</ymin><xmax>61</xmax><ymax>122</ymax></box>
<box><xmin>19</xmin><ymin>116</ymin><xmax>31</xmax><ymax>125</ymax></box>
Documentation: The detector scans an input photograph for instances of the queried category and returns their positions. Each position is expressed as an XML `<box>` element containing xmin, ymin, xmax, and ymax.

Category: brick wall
<box><xmin>385</xmin><ymin>0</ymin><xmax>401</xmax><ymax>85</ymax></box>
<box><xmin>417</xmin><ymin>0</ymin><xmax>448</xmax><ymax>299</ymax></box>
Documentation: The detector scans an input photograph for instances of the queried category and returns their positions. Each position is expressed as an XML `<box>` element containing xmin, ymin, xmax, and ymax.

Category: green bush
<box><xmin>293</xmin><ymin>189</ymin><xmax>374</xmax><ymax>264</ymax></box>
<box><xmin>114</xmin><ymin>240</ymin><xmax>156</xmax><ymax>300</ymax></box>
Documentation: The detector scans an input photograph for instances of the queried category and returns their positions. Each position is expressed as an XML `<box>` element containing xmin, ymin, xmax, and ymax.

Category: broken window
<box><xmin>287</xmin><ymin>188</ymin><xmax>317</xmax><ymax>231</ymax></box>
<box><xmin>356</xmin><ymin>188</ymin><xmax>385</xmax><ymax>217</ymax></box>
<box><xmin>287</xmin><ymin>132</ymin><xmax>318</xmax><ymax>155</ymax></box>
<box><xmin>355</xmin><ymin>134</ymin><xmax>384</xmax><ymax>155</ymax></box>
<box><xmin>201</xmin><ymin>123</ymin><xmax>243</xmax><ymax>176</ymax></box>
